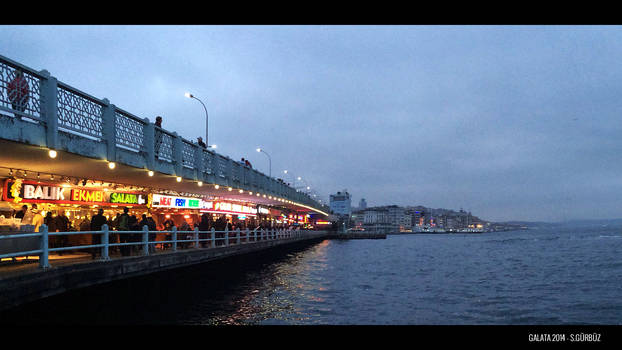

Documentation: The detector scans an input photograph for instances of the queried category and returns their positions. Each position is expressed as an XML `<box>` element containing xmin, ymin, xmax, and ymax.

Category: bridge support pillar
<box><xmin>101</xmin><ymin>99</ymin><xmax>116</xmax><ymax>162</ymax></box>
<box><xmin>143</xmin><ymin>120</ymin><xmax>155</xmax><ymax>171</ymax></box>
<box><xmin>173</xmin><ymin>132</ymin><xmax>183</xmax><ymax>176</ymax></box>
<box><xmin>39</xmin><ymin>70</ymin><xmax>58</xmax><ymax>151</ymax></box>
<box><xmin>194</xmin><ymin>144</ymin><xmax>204</xmax><ymax>182</ymax></box>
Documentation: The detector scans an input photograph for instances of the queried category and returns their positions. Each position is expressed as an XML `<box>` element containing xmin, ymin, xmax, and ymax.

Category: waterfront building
<box><xmin>329</xmin><ymin>190</ymin><xmax>351</xmax><ymax>217</ymax></box>
<box><xmin>363</xmin><ymin>207</ymin><xmax>396</xmax><ymax>232</ymax></box>
<box><xmin>359</xmin><ymin>198</ymin><xmax>367</xmax><ymax>210</ymax></box>
<box><xmin>351</xmin><ymin>209</ymin><xmax>365</xmax><ymax>230</ymax></box>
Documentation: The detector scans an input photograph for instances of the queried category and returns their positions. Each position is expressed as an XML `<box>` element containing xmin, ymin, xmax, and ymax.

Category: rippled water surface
<box><xmin>4</xmin><ymin>224</ymin><xmax>622</xmax><ymax>325</ymax></box>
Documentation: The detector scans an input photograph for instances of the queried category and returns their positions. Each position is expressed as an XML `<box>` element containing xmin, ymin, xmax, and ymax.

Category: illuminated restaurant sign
<box><xmin>71</xmin><ymin>188</ymin><xmax>104</xmax><ymax>202</ymax></box>
<box><xmin>110</xmin><ymin>192</ymin><xmax>146</xmax><ymax>205</ymax></box>
<box><xmin>200</xmin><ymin>201</ymin><xmax>258</xmax><ymax>216</ymax></box>
<box><xmin>3</xmin><ymin>179</ymin><xmax>146</xmax><ymax>206</ymax></box>
<box><xmin>151</xmin><ymin>194</ymin><xmax>201</xmax><ymax>209</ymax></box>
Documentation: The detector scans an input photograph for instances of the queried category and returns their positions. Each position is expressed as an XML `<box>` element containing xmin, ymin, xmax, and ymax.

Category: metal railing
<box><xmin>0</xmin><ymin>224</ymin><xmax>313</xmax><ymax>270</ymax></box>
<box><xmin>0</xmin><ymin>54</ymin><xmax>330</xmax><ymax>214</ymax></box>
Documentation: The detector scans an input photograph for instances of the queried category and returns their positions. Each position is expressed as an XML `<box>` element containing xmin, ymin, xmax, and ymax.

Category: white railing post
<box><xmin>211</xmin><ymin>228</ymin><xmax>215</xmax><ymax>248</ymax></box>
<box><xmin>261</xmin><ymin>228</ymin><xmax>265</xmax><ymax>241</ymax></box>
<box><xmin>236</xmin><ymin>228</ymin><xmax>240</xmax><ymax>245</ymax></box>
<box><xmin>142</xmin><ymin>225</ymin><xmax>149</xmax><ymax>256</ymax></box>
<box><xmin>245</xmin><ymin>228</ymin><xmax>250</xmax><ymax>244</ymax></box>
<box><xmin>254</xmin><ymin>228</ymin><xmax>257</xmax><ymax>242</ymax></box>
<box><xmin>102</xmin><ymin>224</ymin><xmax>110</xmax><ymax>260</ymax></box>
<box><xmin>225</xmin><ymin>226</ymin><xmax>229</xmax><ymax>246</ymax></box>
<box><xmin>39</xmin><ymin>224</ymin><xmax>50</xmax><ymax>269</ymax></box>
<box><xmin>172</xmin><ymin>226</ymin><xmax>177</xmax><ymax>251</ymax></box>
<box><xmin>194</xmin><ymin>227</ymin><xmax>199</xmax><ymax>248</ymax></box>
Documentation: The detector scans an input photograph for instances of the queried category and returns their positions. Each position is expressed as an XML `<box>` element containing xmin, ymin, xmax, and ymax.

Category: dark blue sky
<box><xmin>2</xmin><ymin>25</ymin><xmax>622</xmax><ymax>222</ymax></box>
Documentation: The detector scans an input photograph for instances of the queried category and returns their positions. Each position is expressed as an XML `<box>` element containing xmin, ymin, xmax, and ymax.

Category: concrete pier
<box><xmin>0</xmin><ymin>231</ymin><xmax>329</xmax><ymax>311</ymax></box>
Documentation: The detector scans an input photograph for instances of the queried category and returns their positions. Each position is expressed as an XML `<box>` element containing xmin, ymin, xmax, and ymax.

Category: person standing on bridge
<box><xmin>198</xmin><ymin>213</ymin><xmax>210</xmax><ymax>248</ymax></box>
<box><xmin>154</xmin><ymin>116</ymin><xmax>163</xmax><ymax>158</ymax></box>
<box><xmin>55</xmin><ymin>210</ymin><xmax>70</xmax><ymax>254</ymax></box>
<box><xmin>14</xmin><ymin>205</ymin><xmax>28</xmax><ymax>220</ymax></box>
<box><xmin>118</xmin><ymin>207</ymin><xmax>131</xmax><ymax>256</ymax></box>
<box><xmin>90</xmin><ymin>209</ymin><xmax>107</xmax><ymax>258</ymax></box>
<box><xmin>197</xmin><ymin>137</ymin><xmax>206</xmax><ymax>148</ymax></box>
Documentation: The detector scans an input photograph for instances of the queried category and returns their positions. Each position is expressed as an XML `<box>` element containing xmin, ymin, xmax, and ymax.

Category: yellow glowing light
<box><xmin>215</xmin><ymin>185</ymin><xmax>220</xmax><ymax>189</ymax></box>
<box><xmin>228</xmin><ymin>187</ymin><xmax>232</xmax><ymax>191</ymax></box>
<box><xmin>239</xmin><ymin>189</ymin><xmax>243</xmax><ymax>193</ymax></box>
<box><xmin>198</xmin><ymin>181</ymin><xmax>203</xmax><ymax>186</ymax></box>
<box><xmin>176</xmin><ymin>177</ymin><xmax>182</xmax><ymax>182</ymax></box>
<box><xmin>148</xmin><ymin>170</ymin><xmax>154</xmax><ymax>177</ymax></box>
<box><xmin>48</xmin><ymin>149</ymin><xmax>57</xmax><ymax>158</ymax></box>
<box><xmin>108</xmin><ymin>162</ymin><xmax>116</xmax><ymax>169</ymax></box>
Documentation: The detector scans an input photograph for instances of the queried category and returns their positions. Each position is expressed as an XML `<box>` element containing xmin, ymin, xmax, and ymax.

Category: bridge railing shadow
<box><xmin>0</xmin><ymin>224</ymin><xmax>317</xmax><ymax>270</ymax></box>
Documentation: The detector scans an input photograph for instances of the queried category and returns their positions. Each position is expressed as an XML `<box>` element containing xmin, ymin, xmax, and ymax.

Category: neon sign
<box><xmin>152</xmin><ymin>194</ymin><xmax>201</xmax><ymax>209</ymax></box>
<box><xmin>200</xmin><ymin>201</ymin><xmax>257</xmax><ymax>215</ymax></box>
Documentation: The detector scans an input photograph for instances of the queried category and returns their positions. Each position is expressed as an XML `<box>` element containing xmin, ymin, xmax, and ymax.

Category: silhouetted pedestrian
<box><xmin>90</xmin><ymin>209</ymin><xmax>107</xmax><ymax>258</ymax></box>
<box><xmin>197</xmin><ymin>137</ymin><xmax>206</xmax><ymax>148</ymax></box>
<box><xmin>118</xmin><ymin>207</ymin><xmax>131</xmax><ymax>256</ymax></box>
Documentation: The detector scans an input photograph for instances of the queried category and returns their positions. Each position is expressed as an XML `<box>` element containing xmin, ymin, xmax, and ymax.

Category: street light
<box><xmin>256</xmin><ymin>147</ymin><xmax>271</xmax><ymax>177</ymax></box>
<box><xmin>184</xmin><ymin>92</ymin><xmax>209</xmax><ymax>146</ymax></box>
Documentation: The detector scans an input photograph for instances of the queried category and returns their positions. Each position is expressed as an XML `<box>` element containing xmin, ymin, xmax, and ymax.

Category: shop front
<box><xmin>1</xmin><ymin>178</ymin><xmax>149</xmax><ymax>248</ymax></box>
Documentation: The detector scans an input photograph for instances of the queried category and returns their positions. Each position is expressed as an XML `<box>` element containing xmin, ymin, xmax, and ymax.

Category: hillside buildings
<box><xmin>351</xmin><ymin>204</ymin><xmax>488</xmax><ymax>232</ymax></box>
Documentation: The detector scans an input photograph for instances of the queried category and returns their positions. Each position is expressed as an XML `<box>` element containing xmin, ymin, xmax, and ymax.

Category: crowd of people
<box><xmin>12</xmin><ymin>204</ymin><xmax>298</xmax><ymax>258</ymax></box>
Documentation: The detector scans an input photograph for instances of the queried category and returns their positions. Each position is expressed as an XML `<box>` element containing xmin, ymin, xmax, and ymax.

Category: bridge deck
<box><xmin>0</xmin><ymin>231</ymin><xmax>331</xmax><ymax>311</ymax></box>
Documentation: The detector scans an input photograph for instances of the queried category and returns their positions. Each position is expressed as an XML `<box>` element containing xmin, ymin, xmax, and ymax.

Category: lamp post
<box><xmin>185</xmin><ymin>92</ymin><xmax>208</xmax><ymax>146</ymax></box>
<box><xmin>256</xmin><ymin>147</ymin><xmax>271</xmax><ymax>177</ymax></box>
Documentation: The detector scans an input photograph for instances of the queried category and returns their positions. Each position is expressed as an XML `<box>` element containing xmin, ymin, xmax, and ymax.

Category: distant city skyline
<box><xmin>2</xmin><ymin>25</ymin><xmax>621</xmax><ymax>222</ymax></box>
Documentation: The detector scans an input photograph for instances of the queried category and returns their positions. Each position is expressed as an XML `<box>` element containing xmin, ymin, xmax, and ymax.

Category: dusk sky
<box><xmin>2</xmin><ymin>25</ymin><xmax>621</xmax><ymax>222</ymax></box>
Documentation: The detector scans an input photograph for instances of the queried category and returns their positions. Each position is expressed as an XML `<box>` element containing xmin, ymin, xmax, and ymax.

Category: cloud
<box><xmin>2</xmin><ymin>25</ymin><xmax>622</xmax><ymax>222</ymax></box>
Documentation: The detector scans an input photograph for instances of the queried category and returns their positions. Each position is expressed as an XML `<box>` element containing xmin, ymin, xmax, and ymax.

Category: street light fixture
<box><xmin>184</xmin><ymin>92</ymin><xmax>209</xmax><ymax>146</ymax></box>
<box><xmin>256</xmin><ymin>147</ymin><xmax>271</xmax><ymax>177</ymax></box>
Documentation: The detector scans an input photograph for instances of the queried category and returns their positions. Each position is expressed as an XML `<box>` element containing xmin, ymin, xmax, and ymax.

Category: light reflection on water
<box><xmin>5</xmin><ymin>225</ymin><xmax>622</xmax><ymax>325</ymax></box>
